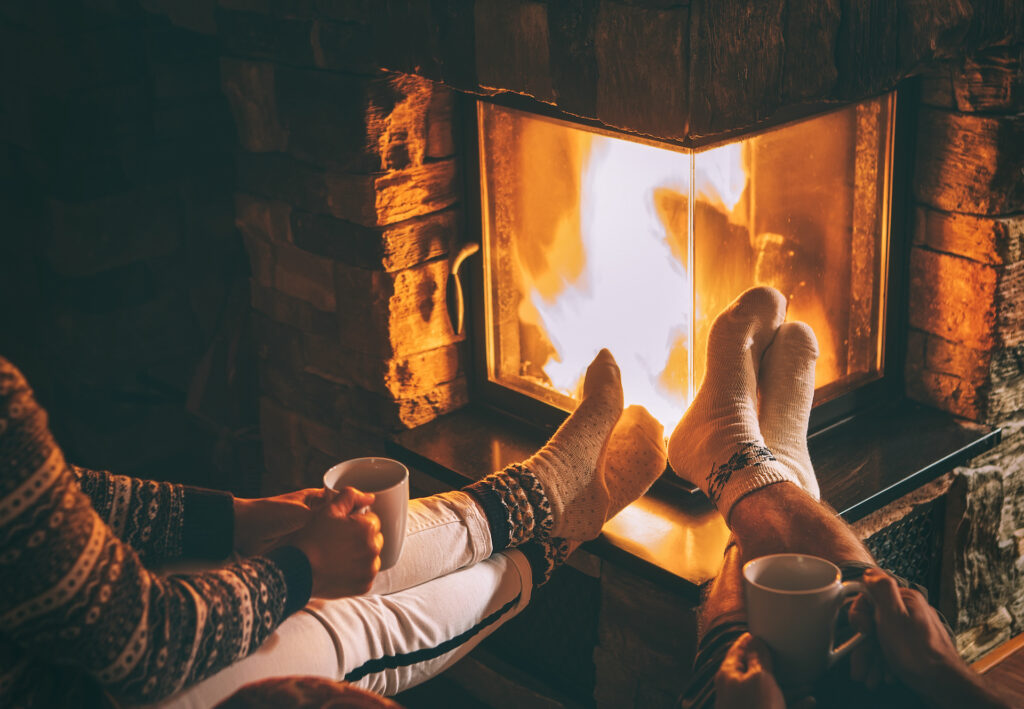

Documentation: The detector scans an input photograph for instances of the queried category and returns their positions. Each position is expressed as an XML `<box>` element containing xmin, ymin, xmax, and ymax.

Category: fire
<box><xmin>517</xmin><ymin>135</ymin><xmax>748</xmax><ymax>427</ymax></box>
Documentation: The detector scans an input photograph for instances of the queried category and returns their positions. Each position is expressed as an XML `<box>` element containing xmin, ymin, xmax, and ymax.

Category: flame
<box><xmin>518</xmin><ymin>136</ymin><xmax>748</xmax><ymax>427</ymax></box>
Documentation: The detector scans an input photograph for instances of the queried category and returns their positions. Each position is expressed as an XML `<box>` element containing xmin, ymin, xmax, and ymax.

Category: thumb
<box><xmin>331</xmin><ymin>487</ymin><xmax>376</xmax><ymax>514</ymax></box>
<box><xmin>861</xmin><ymin>568</ymin><xmax>907</xmax><ymax>622</ymax></box>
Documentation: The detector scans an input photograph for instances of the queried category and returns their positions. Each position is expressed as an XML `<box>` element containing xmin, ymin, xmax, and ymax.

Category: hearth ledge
<box><xmin>388</xmin><ymin>400</ymin><xmax>999</xmax><ymax>602</ymax></box>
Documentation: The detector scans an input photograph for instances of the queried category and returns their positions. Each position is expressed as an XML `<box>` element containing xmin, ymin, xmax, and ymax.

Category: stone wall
<box><xmin>213</xmin><ymin>0</ymin><xmax>1022</xmax><ymax>144</ymax></box>
<box><xmin>905</xmin><ymin>45</ymin><xmax>1024</xmax><ymax>659</ymax></box>
<box><xmin>0</xmin><ymin>1</ymin><xmax>258</xmax><ymax>493</ymax></box>
<box><xmin>218</xmin><ymin>32</ymin><xmax>467</xmax><ymax>493</ymax></box>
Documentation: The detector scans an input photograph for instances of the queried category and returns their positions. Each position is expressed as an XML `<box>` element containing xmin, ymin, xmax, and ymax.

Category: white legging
<box><xmin>147</xmin><ymin>491</ymin><xmax>533</xmax><ymax>708</ymax></box>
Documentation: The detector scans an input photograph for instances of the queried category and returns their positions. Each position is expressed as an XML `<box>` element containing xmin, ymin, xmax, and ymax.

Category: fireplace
<box><xmin>8</xmin><ymin>2</ymin><xmax>1010</xmax><ymax>706</ymax></box>
<box><xmin>470</xmin><ymin>95</ymin><xmax>897</xmax><ymax>431</ymax></box>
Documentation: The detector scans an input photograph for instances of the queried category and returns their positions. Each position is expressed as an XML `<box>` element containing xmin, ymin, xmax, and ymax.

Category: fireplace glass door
<box><xmin>476</xmin><ymin>95</ymin><xmax>896</xmax><ymax>430</ymax></box>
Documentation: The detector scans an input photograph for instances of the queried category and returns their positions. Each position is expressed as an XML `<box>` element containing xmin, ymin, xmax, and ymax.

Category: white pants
<box><xmin>149</xmin><ymin>491</ymin><xmax>533</xmax><ymax>708</ymax></box>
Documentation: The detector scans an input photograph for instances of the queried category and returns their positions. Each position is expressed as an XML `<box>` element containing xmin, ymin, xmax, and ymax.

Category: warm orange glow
<box><xmin>515</xmin><ymin>138</ymin><xmax>749</xmax><ymax>427</ymax></box>
<box><xmin>479</xmin><ymin>98</ymin><xmax>893</xmax><ymax>430</ymax></box>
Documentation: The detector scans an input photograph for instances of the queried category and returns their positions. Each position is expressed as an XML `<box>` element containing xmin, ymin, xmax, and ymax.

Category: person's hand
<box><xmin>233</xmin><ymin>488</ymin><xmax>333</xmax><ymax>556</ymax></box>
<box><xmin>714</xmin><ymin>633</ymin><xmax>786</xmax><ymax>709</ymax></box>
<box><xmin>287</xmin><ymin>487</ymin><xmax>384</xmax><ymax>598</ymax></box>
<box><xmin>851</xmin><ymin>568</ymin><xmax>1010</xmax><ymax>709</ymax></box>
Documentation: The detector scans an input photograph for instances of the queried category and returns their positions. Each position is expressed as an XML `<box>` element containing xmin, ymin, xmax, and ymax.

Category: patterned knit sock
<box><xmin>520</xmin><ymin>537</ymin><xmax>579</xmax><ymax>587</ymax></box>
<box><xmin>758</xmin><ymin>321</ymin><xmax>821</xmax><ymax>499</ymax></box>
<box><xmin>667</xmin><ymin>287</ymin><xmax>799</xmax><ymax>522</ymax></box>
<box><xmin>465</xmin><ymin>349</ymin><xmax>624</xmax><ymax>546</ymax></box>
<box><xmin>601</xmin><ymin>405</ymin><xmax>667</xmax><ymax>522</ymax></box>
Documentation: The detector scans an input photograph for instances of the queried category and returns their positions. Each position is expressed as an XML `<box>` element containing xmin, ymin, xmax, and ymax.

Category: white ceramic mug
<box><xmin>323</xmin><ymin>457</ymin><xmax>409</xmax><ymax>571</ymax></box>
<box><xmin>743</xmin><ymin>553</ymin><xmax>866</xmax><ymax>688</ymax></box>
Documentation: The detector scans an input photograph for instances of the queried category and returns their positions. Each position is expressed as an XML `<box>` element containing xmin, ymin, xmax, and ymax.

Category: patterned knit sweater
<box><xmin>0</xmin><ymin>358</ymin><xmax>312</xmax><ymax>707</ymax></box>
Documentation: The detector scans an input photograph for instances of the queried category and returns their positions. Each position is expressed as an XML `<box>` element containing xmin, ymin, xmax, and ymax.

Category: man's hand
<box><xmin>233</xmin><ymin>488</ymin><xmax>332</xmax><ymax>556</ymax></box>
<box><xmin>850</xmin><ymin>568</ymin><xmax>1010</xmax><ymax>709</ymax></box>
<box><xmin>288</xmin><ymin>487</ymin><xmax>384</xmax><ymax>598</ymax></box>
<box><xmin>714</xmin><ymin>633</ymin><xmax>786</xmax><ymax>709</ymax></box>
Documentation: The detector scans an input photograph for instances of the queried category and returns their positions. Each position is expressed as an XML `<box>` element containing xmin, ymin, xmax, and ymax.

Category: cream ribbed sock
<box><xmin>525</xmin><ymin>348</ymin><xmax>624</xmax><ymax>540</ymax></box>
<box><xmin>758</xmin><ymin>321</ymin><xmax>821</xmax><ymax>499</ymax></box>
<box><xmin>668</xmin><ymin>287</ymin><xmax>800</xmax><ymax>521</ymax></box>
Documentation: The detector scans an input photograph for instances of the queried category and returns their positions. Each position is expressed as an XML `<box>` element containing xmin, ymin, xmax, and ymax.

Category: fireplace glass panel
<box><xmin>477</xmin><ymin>96</ymin><xmax>894</xmax><ymax>429</ymax></box>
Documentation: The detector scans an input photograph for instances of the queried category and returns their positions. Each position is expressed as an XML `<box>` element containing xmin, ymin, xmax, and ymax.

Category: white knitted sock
<box><xmin>525</xmin><ymin>348</ymin><xmax>624</xmax><ymax>540</ymax></box>
<box><xmin>758</xmin><ymin>321</ymin><xmax>821</xmax><ymax>499</ymax></box>
<box><xmin>667</xmin><ymin>287</ymin><xmax>800</xmax><ymax>521</ymax></box>
<box><xmin>601</xmin><ymin>405</ymin><xmax>666</xmax><ymax>523</ymax></box>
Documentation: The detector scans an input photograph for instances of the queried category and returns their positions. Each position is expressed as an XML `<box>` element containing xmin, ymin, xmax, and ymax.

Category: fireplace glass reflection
<box><xmin>477</xmin><ymin>96</ymin><xmax>895</xmax><ymax>429</ymax></box>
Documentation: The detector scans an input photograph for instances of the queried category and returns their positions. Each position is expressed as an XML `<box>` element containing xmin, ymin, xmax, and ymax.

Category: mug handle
<box><xmin>828</xmin><ymin>580</ymin><xmax>867</xmax><ymax>666</ymax></box>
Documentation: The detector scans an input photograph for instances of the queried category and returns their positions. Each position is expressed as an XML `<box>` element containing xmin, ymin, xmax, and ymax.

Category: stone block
<box><xmin>235</xmin><ymin>151</ymin><xmax>459</xmax><ymax>227</ymax></box>
<box><xmin>334</xmin><ymin>259</ymin><xmax>464</xmax><ymax>357</ymax></box>
<box><xmin>914</xmin><ymin>206</ymin><xmax>1024</xmax><ymax>266</ymax></box>
<box><xmin>219</xmin><ymin>58</ymin><xmax>287</xmax><ymax>152</ymax></box>
<box><xmin>250</xmin><ymin>281</ymin><xmax>336</xmax><ymax>336</ymax></box>
<box><xmin>291</xmin><ymin>208</ymin><xmax>457</xmax><ymax>271</ymax></box>
<box><xmin>594</xmin><ymin>2</ymin><xmax>688</xmax><ymax>140</ymax></box>
<box><xmin>897</xmin><ymin>0</ymin><xmax>971</xmax><ymax>69</ymax></box>
<box><xmin>953</xmin><ymin>47</ymin><xmax>1024</xmax><ymax>113</ymax></box>
<box><xmin>906</xmin><ymin>361</ymin><xmax>983</xmax><ymax>419</ymax></box>
<box><xmin>547</xmin><ymin>0</ymin><xmax>599</xmax><ymax>118</ymax></box>
<box><xmin>988</xmin><ymin>344</ymin><xmax>1024</xmax><ymax>421</ymax></box>
<box><xmin>947</xmin><ymin>466</ymin><xmax>1017</xmax><ymax>641</ymax></box>
<box><xmin>920</xmin><ymin>61</ymin><xmax>956</xmax><ymax>108</ymax></box>
<box><xmin>835</xmin><ymin>0</ymin><xmax>901</xmax><ymax>98</ymax></box>
<box><xmin>312</xmin><ymin>0</ymin><xmax>373</xmax><ymax>23</ymax></box>
<box><xmin>779</xmin><ymin>0</ymin><xmax>840</xmax><ymax>102</ymax></box>
<box><xmin>425</xmin><ymin>85</ymin><xmax>455</xmax><ymax>159</ymax></box>
<box><xmin>47</xmin><ymin>189</ymin><xmax>181</xmax><ymax>277</ymax></box>
<box><xmin>309</xmin><ymin>18</ymin><xmax>379</xmax><ymax>74</ymax></box>
<box><xmin>243</xmin><ymin>231</ymin><xmax>336</xmax><ymax>310</ymax></box>
<box><xmin>914</xmin><ymin>108</ymin><xmax>1024</xmax><ymax>215</ymax></box>
<box><xmin>217</xmin><ymin>8</ymin><xmax>318</xmax><ymax>66</ymax></box>
<box><xmin>235</xmin><ymin>192</ymin><xmax>293</xmax><ymax>245</ymax></box>
<box><xmin>311</xmin><ymin>342</ymin><xmax>464</xmax><ymax>400</ymax></box>
<box><xmin>274</xmin><ymin>68</ymin><xmax>440</xmax><ymax>172</ymax></box>
<box><xmin>475</xmin><ymin>0</ymin><xmax>554</xmax><ymax>102</ymax></box>
<box><xmin>908</xmin><ymin>246</ymin><xmax>998</xmax><ymax>351</ymax></box>
<box><xmin>598</xmin><ymin>565</ymin><xmax>697</xmax><ymax>667</ymax></box>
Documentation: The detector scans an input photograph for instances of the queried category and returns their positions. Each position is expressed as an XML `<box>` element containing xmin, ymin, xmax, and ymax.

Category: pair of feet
<box><xmin>469</xmin><ymin>286</ymin><xmax>821</xmax><ymax>563</ymax></box>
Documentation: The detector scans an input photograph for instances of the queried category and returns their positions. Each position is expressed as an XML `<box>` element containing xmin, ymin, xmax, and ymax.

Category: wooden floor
<box><xmin>976</xmin><ymin>633</ymin><xmax>1024</xmax><ymax>706</ymax></box>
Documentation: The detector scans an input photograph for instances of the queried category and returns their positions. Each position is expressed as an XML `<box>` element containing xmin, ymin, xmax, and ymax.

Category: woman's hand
<box><xmin>287</xmin><ymin>487</ymin><xmax>384</xmax><ymax>598</ymax></box>
<box><xmin>233</xmin><ymin>488</ymin><xmax>332</xmax><ymax>556</ymax></box>
<box><xmin>714</xmin><ymin>633</ymin><xmax>786</xmax><ymax>709</ymax></box>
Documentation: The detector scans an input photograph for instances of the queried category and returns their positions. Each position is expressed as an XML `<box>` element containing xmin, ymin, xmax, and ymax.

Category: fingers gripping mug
<box><xmin>743</xmin><ymin>554</ymin><xmax>866</xmax><ymax>688</ymax></box>
<box><xmin>323</xmin><ymin>457</ymin><xmax>409</xmax><ymax>571</ymax></box>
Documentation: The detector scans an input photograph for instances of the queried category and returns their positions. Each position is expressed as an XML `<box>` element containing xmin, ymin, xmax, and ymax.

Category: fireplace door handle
<box><xmin>446</xmin><ymin>242</ymin><xmax>480</xmax><ymax>335</ymax></box>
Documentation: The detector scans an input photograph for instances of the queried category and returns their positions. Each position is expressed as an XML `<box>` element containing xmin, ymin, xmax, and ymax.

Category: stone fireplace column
<box><xmin>906</xmin><ymin>45</ymin><xmax>1024</xmax><ymax>658</ymax></box>
<box><xmin>220</xmin><ymin>55</ymin><xmax>467</xmax><ymax>494</ymax></box>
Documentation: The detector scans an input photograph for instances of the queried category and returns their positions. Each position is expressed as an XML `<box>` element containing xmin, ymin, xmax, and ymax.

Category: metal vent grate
<box><xmin>864</xmin><ymin>499</ymin><xmax>945</xmax><ymax>602</ymax></box>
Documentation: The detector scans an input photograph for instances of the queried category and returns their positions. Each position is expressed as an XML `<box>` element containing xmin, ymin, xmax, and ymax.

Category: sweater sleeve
<box><xmin>0</xmin><ymin>359</ymin><xmax>313</xmax><ymax>704</ymax></box>
<box><xmin>71</xmin><ymin>465</ymin><xmax>235</xmax><ymax>562</ymax></box>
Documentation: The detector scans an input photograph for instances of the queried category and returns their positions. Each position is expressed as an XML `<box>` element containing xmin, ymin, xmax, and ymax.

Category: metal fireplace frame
<box><xmin>459</xmin><ymin>82</ymin><xmax>920</xmax><ymax>437</ymax></box>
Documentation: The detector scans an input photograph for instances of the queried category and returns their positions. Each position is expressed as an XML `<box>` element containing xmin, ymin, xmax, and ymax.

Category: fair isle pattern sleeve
<box><xmin>0</xmin><ymin>359</ymin><xmax>297</xmax><ymax>705</ymax></box>
<box><xmin>72</xmin><ymin>465</ymin><xmax>187</xmax><ymax>562</ymax></box>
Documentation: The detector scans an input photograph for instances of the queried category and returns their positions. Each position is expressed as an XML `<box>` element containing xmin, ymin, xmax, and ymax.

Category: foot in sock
<box><xmin>601</xmin><ymin>405</ymin><xmax>667</xmax><ymax>522</ymax></box>
<box><xmin>667</xmin><ymin>286</ymin><xmax>800</xmax><ymax>521</ymax></box>
<box><xmin>466</xmin><ymin>349</ymin><xmax>623</xmax><ymax>545</ymax></box>
<box><xmin>758</xmin><ymin>321</ymin><xmax>820</xmax><ymax>499</ymax></box>
<box><xmin>521</xmin><ymin>405</ymin><xmax>667</xmax><ymax>586</ymax></box>
<box><xmin>467</xmin><ymin>350</ymin><xmax>667</xmax><ymax>546</ymax></box>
